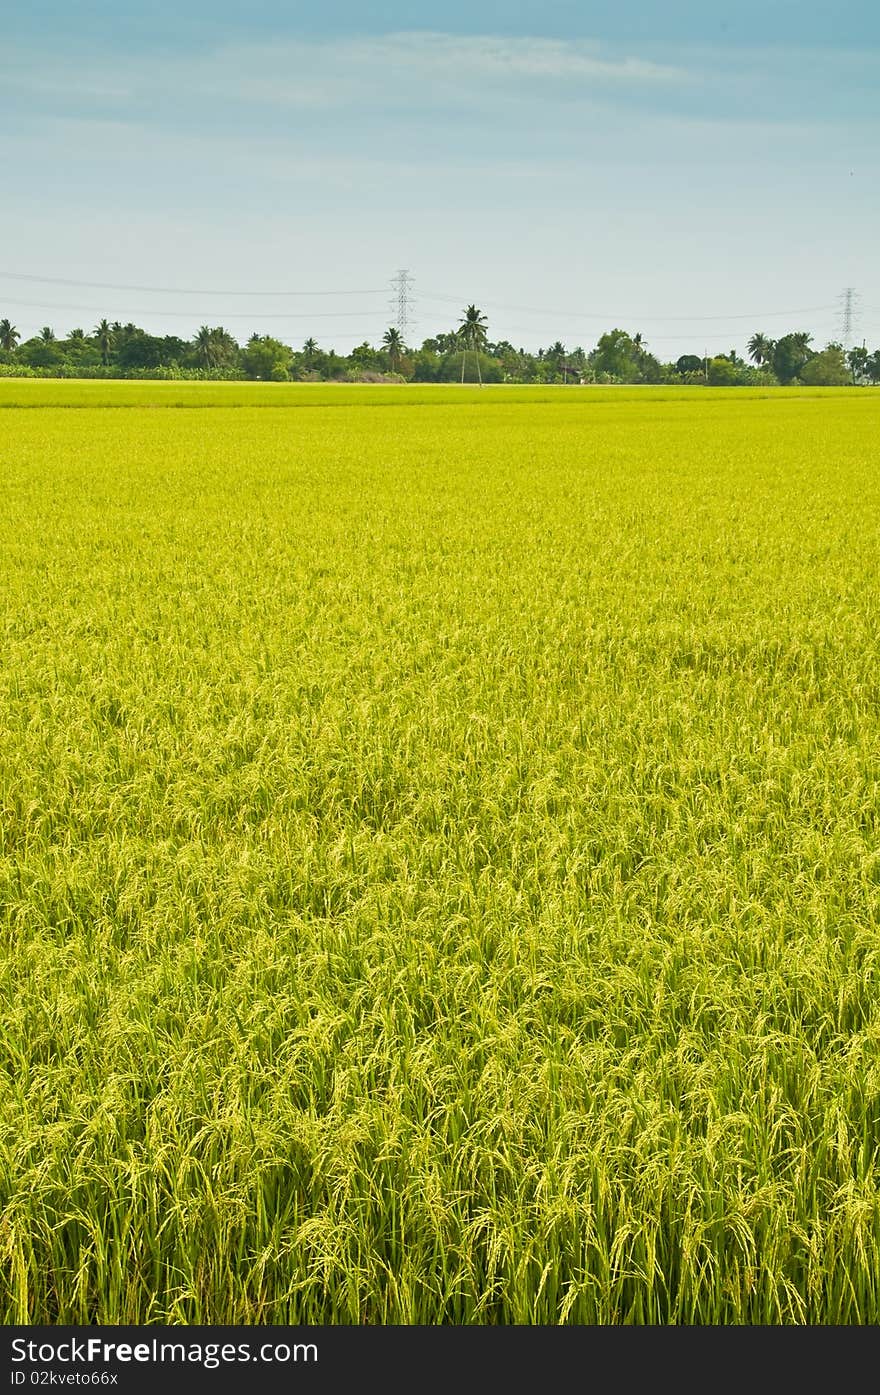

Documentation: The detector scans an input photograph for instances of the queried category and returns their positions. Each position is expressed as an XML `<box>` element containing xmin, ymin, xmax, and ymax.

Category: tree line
<box><xmin>1</xmin><ymin>306</ymin><xmax>877</xmax><ymax>386</ymax></box>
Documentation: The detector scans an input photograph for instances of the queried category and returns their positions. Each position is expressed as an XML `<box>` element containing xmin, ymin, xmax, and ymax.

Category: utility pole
<box><xmin>389</xmin><ymin>270</ymin><xmax>415</xmax><ymax>342</ymax></box>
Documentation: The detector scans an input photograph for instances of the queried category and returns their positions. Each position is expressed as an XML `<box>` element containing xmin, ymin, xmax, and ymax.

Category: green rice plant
<box><xmin>1</xmin><ymin>384</ymin><xmax>880</xmax><ymax>1322</ymax></box>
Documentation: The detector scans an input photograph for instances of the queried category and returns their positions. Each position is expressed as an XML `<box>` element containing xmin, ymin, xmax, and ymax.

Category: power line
<box><xmin>0</xmin><ymin>269</ymin><xmax>843</xmax><ymax>327</ymax></box>
<box><xmin>0</xmin><ymin>297</ymin><xmax>386</xmax><ymax>320</ymax></box>
<box><xmin>421</xmin><ymin>291</ymin><xmax>839</xmax><ymax>324</ymax></box>
<box><xmin>0</xmin><ymin>270</ymin><xmax>388</xmax><ymax>296</ymax></box>
<box><xmin>0</xmin><ymin>262</ymin><xmax>861</xmax><ymax>338</ymax></box>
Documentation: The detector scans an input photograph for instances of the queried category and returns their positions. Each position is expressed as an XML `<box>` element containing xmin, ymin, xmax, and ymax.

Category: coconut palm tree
<box><xmin>457</xmin><ymin>304</ymin><xmax>489</xmax><ymax>385</ymax></box>
<box><xmin>847</xmin><ymin>345</ymin><xmax>869</xmax><ymax>385</ymax></box>
<box><xmin>747</xmin><ymin>332</ymin><xmax>774</xmax><ymax>369</ymax></box>
<box><xmin>94</xmin><ymin>319</ymin><xmax>114</xmax><ymax>366</ymax></box>
<box><xmin>545</xmin><ymin>340</ymin><xmax>567</xmax><ymax>381</ymax></box>
<box><xmin>303</xmin><ymin>337</ymin><xmax>318</xmax><ymax>369</ymax></box>
<box><xmin>382</xmin><ymin>327</ymin><xmax>404</xmax><ymax>374</ymax></box>
<box><xmin>68</xmin><ymin>328</ymin><xmax>86</xmax><ymax>342</ymax></box>
<box><xmin>193</xmin><ymin>325</ymin><xmax>236</xmax><ymax>371</ymax></box>
<box><xmin>212</xmin><ymin>327</ymin><xmax>237</xmax><ymax>366</ymax></box>
<box><xmin>39</xmin><ymin>326</ymin><xmax>56</xmax><ymax>343</ymax></box>
<box><xmin>0</xmin><ymin>319</ymin><xmax>19</xmax><ymax>352</ymax></box>
<box><xmin>194</xmin><ymin>325</ymin><xmax>216</xmax><ymax>369</ymax></box>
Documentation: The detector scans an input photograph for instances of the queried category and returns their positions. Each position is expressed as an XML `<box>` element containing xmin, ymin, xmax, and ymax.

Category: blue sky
<box><xmin>3</xmin><ymin>1</ymin><xmax>878</xmax><ymax>357</ymax></box>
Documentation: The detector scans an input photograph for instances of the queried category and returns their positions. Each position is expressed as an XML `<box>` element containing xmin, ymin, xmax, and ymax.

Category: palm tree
<box><xmin>546</xmin><ymin>340</ymin><xmax>567</xmax><ymax>382</ymax></box>
<box><xmin>847</xmin><ymin>345</ymin><xmax>869</xmax><ymax>385</ymax></box>
<box><xmin>382</xmin><ymin>327</ymin><xmax>404</xmax><ymax>374</ymax></box>
<box><xmin>192</xmin><ymin>326</ymin><xmax>238</xmax><ymax>372</ymax></box>
<box><xmin>39</xmin><ymin>326</ymin><xmax>56</xmax><ymax>343</ymax></box>
<box><xmin>0</xmin><ymin>319</ymin><xmax>19</xmax><ymax>352</ymax></box>
<box><xmin>194</xmin><ymin>325</ymin><xmax>216</xmax><ymax>369</ymax></box>
<box><xmin>95</xmin><ymin>319</ymin><xmax>114</xmax><ymax>365</ymax></box>
<box><xmin>68</xmin><ymin>328</ymin><xmax>86</xmax><ymax>342</ymax></box>
<box><xmin>211</xmin><ymin>327</ymin><xmax>237</xmax><ymax>368</ymax></box>
<box><xmin>747</xmin><ymin>333</ymin><xmax>774</xmax><ymax>369</ymax></box>
<box><xmin>457</xmin><ymin>304</ymin><xmax>489</xmax><ymax>385</ymax></box>
<box><xmin>303</xmin><ymin>337</ymin><xmax>318</xmax><ymax>369</ymax></box>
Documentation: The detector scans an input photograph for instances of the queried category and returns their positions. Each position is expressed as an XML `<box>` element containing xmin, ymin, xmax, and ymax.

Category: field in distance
<box><xmin>2</xmin><ymin>384</ymin><xmax>880</xmax><ymax>1322</ymax></box>
<box><xmin>0</xmin><ymin>378</ymin><xmax>865</xmax><ymax>408</ymax></box>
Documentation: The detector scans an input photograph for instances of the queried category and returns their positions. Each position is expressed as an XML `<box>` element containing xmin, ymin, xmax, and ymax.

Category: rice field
<box><xmin>2</xmin><ymin>381</ymin><xmax>880</xmax><ymax>1323</ymax></box>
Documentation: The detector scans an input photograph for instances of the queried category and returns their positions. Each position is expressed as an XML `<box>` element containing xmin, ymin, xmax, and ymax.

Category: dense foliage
<box><xmin>0</xmin><ymin>312</ymin><xmax>877</xmax><ymax>385</ymax></box>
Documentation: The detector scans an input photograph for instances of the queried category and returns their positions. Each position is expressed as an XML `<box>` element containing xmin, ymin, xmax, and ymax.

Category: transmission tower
<box><xmin>389</xmin><ymin>269</ymin><xmax>415</xmax><ymax>341</ymax></box>
<box><xmin>839</xmin><ymin>287</ymin><xmax>858</xmax><ymax>349</ymax></box>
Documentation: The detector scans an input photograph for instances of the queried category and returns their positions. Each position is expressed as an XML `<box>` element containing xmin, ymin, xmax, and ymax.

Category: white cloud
<box><xmin>333</xmin><ymin>32</ymin><xmax>685</xmax><ymax>83</ymax></box>
<box><xmin>1</xmin><ymin>31</ymin><xmax>687</xmax><ymax>121</ymax></box>
<box><xmin>188</xmin><ymin>33</ymin><xmax>687</xmax><ymax>115</ymax></box>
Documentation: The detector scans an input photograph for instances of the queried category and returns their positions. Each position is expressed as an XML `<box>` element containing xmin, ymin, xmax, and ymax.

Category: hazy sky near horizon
<box><xmin>3</xmin><ymin>1</ymin><xmax>878</xmax><ymax>357</ymax></box>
